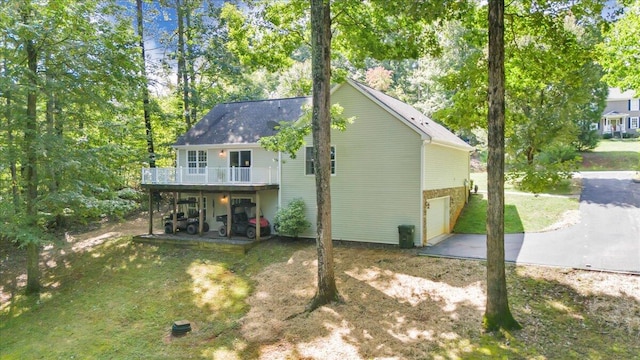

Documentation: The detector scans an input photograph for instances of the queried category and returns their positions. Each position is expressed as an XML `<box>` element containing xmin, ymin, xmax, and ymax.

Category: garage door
<box><xmin>426</xmin><ymin>196</ymin><xmax>450</xmax><ymax>240</ymax></box>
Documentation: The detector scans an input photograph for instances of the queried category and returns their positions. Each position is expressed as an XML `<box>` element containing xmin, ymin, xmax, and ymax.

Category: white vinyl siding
<box><xmin>281</xmin><ymin>84</ymin><xmax>423</xmax><ymax>245</ymax></box>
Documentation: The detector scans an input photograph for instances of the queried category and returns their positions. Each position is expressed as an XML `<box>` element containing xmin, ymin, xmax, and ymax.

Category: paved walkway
<box><xmin>419</xmin><ymin>171</ymin><xmax>640</xmax><ymax>274</ymax></box>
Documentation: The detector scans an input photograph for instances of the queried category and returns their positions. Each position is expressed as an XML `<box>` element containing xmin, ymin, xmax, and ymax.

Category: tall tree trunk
<box><xmin>3</xmin><ymin>35</ymin><xmax>20</xmax><ymax>210</ymax></box>
<box><xmin>136</xmin><ymin>0</ymin><xmax>156</xmax><ymax>168</ymax></box>
<box><xmin>176</xmin><ymin>0</ymin><xmax>191</xmax><ymax>129</ymax></box>
<box><xmin>185</xmin><ymin>2</ymin><xmax>198</xmax><ymax>122</ymax></box>
<box><xmin>45</xmin><ymin>56</ymin><xmax>58</xmax><ymax>193</ymax></box>
<box><xmin>484</xmin><ymin>0</ymin><xmax>520</xmax><ymax>331</ymax></box>
<box><xmin>23</xmin><ymin>2</ymin><xmax>41</xmax><ymax>295</ymax></box>
<box><xmin>7</xmin><ymin>95</ymin><xmax>20</xmax><ymax>210</ymax></box>
<box><xmin>307</xmin><ymin>0</ymin><xmax>339</xmax><ymax>312</ymax></box>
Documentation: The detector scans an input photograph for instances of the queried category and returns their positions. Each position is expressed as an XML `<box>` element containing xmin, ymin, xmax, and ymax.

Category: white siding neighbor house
<box><xmin>596</xmin><ymin>88</ymin><xmax>640</xmax><ymax>137</ymax></box>
<box><xmin>141</xmin><ymin>79</ymin><xmax>473</xmax><ymax>247</ymax></box>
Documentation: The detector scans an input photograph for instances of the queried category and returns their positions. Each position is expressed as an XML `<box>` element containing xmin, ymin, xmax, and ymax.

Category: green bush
<box><xmin>273</xmin><ymin>198</ymin><xmax>311</xmax><ymax>238</ymax></box>
<box><xmin>602</xmin><ymin>133</ymin><xmax>613</xmax><ymax>139</ymax></box>
<box><xmin>508</xmin><ymin>143</ymin><xmax>580</xmax><ymax>193</ymax></box>
<box><xmin>539</xmin><ymin>143</ymin><xmax>579</xmax><ymax>163</ymax></box>
<box><xmin>573</xmin><ymin>124</ymin><xmax>600</xmax><ymax>151</ymax></box>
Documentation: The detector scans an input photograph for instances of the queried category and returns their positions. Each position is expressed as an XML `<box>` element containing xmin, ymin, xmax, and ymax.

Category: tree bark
<box><xmin>484</xmin><ymin>0</ymin><xmax>520</xmax><ymax>331</ymax></box>
<box><xmin>136</xmin><ymin>0</ymin><xmax>156</xmax><ymax>168</ymax></box>
<box><xmin>307</xmin><ymin>0</ymin><xmax>339</xmax><ymax>311</ymax></box>
<box><xmin>176</xmin><ymin>0</ymin><xmax>191</xmax><ymax>129</ymax></box>
<box><xmin>185</xmin><ymin>2</ymin><xmax>198</xmax><ymax>122</ymax></box>
<box><xmin>3</xmin><ymin>35</ymin><xmax>20</xmax><ymax>210</ymax></box>
<box><xmin>23</xmin><ymin>1</ymin><xmax>41</xmax><ymax>294</ymax></box>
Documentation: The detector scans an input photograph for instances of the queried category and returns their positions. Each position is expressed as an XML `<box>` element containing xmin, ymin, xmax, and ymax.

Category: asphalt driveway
<box><xmin>419</xmin><ymin>171</ymin><xmax>640</xmax><ymax>274</ymax></box>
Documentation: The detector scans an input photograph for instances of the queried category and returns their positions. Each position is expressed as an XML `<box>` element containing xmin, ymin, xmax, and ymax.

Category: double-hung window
<box><xmin>630</xmin><ymin>117</ymin><xmax>639</xmax><ymax>130</ymax></box>
<box><xmin>305</xmin><ymin>146</ymin><xmax>335</xmax><ymax>175</ymax></box>
<box><xmin>187</xmin><ymin>150</ymin><xmax>207</xmax><ymax>174</ymax></box>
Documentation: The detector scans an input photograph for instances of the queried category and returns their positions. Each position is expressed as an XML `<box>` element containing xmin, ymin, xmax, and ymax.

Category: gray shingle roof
<box><xmin>174</xmin><ymin>97</ymin><xmax>311</xmax><ymax>146</ymax></box>
<box><xmin>176</xmin><ymin>80</ymin><xmax>472</xmax><ymax>151</ymax></box>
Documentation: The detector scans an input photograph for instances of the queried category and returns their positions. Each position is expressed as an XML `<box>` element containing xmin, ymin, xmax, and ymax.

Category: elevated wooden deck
<box><xmin>132</xmin><ymin>233</ymin><xmax>270</xmax><ymax>255</ymax></box>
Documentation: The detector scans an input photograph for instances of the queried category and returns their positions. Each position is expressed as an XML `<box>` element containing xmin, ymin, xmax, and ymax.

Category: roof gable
<box><xmin>174</xmin><ymin>97</ymin><xmax>311</xmax><ymax>146</ymax></box>
<box><xmin>176</xmin><ymin>80</ymin><xmax>472</xmax><ymax>151</ymax></box>
<box><xmin>343</xmin><ymin>79</ymin><xmax>473</xmax><ymax>150</ymax></box>
<box><xmin>608</xmin><ymin>87</ymin><xmax>637</xmax><ymax>101</ymax></box>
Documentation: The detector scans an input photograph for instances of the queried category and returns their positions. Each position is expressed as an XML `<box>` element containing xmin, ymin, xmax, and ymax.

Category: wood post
<box><xmin>198</xmin><ymin>190</ymin><xmax>204</xmax><ymax>236</ymax></box>
<box><xmin>148</xmin><ymin>190</ymin><xmax>153</xmax><ymax>235</ymax></box>
<box><xmin>226</xmin><ymin>192</ymin><xmax>232</xmax><ymax>237</ymax></box>
<box><xmin>256</xmin><ymin>191</ymin><xmax>261</xmax><ymax>241</ymax></box>
<box><xmin>172</xmin><ymin>192</ymin><xmax>178</xmax><ymax>233</ymax></box>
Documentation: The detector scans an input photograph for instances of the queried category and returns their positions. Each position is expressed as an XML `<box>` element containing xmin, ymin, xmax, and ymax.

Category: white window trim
<box><xmin>228</xmin><ymin>149</ymin><xmax>253</xmax><ymax>168</ymax></box>
<box><xmin>630</xmin><ymin>99</ymin><xmax>640</xmax><ymax>112</ymax></box>
<box><xmin>630</xmin><ymin>117</ymin><xmax>639</xmax><ymax>129</ymax></box>
<box><xmin>304</xmin><ymin>145</ymin><xmax>336</xmax><ymax>176</ymax></box>
<box><xmin>187</xmin><ymin>150</ymin><xmax>207</xmax><ymax>174</ymax></box>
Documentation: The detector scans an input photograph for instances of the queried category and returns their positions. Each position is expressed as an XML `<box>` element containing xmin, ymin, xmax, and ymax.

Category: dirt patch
<box><xmin>242</xmin><ymin>246</ymin><xmax>640</xmax><ymax>359</ymax></box>
<box><xmin>241</xmin><ymin>246</ymin><xmax>488</xmax><ymax>358</ymax></box>
<box><xmin>541</xmin><ymin>209</ymin><xmax>581</xmax><ymax>231</ymax></box>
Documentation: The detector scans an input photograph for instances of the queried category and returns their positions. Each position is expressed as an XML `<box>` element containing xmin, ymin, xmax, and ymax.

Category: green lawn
<box><xmin>0</xmin><ymin>237</ymin><xmax>307</xmax><ymax>359</ymax></box>
<box><xmin>592</xmin><ymin>138</ymin><xmax>640</xmax><ymax>152</ymax></box>
<box><xmin>454</xmin><ymin>192</ymin><xmax>579</xmax><ymax>234</ymax></box>
<box><xmin>580</xmin><ymin>139</ymin><xmax>640</xmax><ymax>171</ymax></box>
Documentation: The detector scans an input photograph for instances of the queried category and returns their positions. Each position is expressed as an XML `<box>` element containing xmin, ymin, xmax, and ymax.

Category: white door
<box><xmin>426</xmin><ymin>196</ymin><xmax>450</xmax><ymax>240</ymax></box>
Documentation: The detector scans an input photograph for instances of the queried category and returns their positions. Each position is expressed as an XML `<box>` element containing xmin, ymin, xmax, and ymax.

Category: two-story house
<box><xmin>141</xmin><ymin>79</ymin><xmax>474</xmax><ymax>247</ymax></box>
<box><xmin>596</xmin><ymin>88</ymin><xmax>640</xmax><ymax>137</ymax></box>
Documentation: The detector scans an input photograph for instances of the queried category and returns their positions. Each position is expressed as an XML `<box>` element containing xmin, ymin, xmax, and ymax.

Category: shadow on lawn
<box><xmin>0</xmin><ymin>236</ymin><xmax>260</xmax><ymax>359</ymax></box>
<box><xmin>581</xmin><ymin>151</ymin><xmax>639</xmax><ymax>171</ymax></box>
<box><xmin>241</xmin><ymin>248</ymin><xmax>640</xmax><ymax>359</ymax></box>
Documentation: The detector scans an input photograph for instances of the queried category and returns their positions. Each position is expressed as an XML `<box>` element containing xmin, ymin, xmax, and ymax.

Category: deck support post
<box><xmin>148</xmin><ymin>190</ymin><xmax>153</xmax><ymax>235</ymax></box>
<box><xmin>226</xmin><ymin>192</ymin><xmax>232</xmax><ymax>237</ymax></box>
<box><xmin>256</xmin><ymin>191</ymin><xmax>261</xmax><ymax>241</ymax></box>
<box><xmin>172</xmin><ymin>192</ymin><xmax>178</xmax><ymax>233</ymax></box>
<box><xmin>198</xmin><ymin>190</ymin><xmax>204</xmax><ymax>236</ymax></box>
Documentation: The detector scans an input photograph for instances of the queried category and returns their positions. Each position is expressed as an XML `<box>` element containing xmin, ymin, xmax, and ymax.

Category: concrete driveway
<box><xmin>420</xmin><ymin>171</ymin><xmax>640</xmax><ymax>274</ymax></box>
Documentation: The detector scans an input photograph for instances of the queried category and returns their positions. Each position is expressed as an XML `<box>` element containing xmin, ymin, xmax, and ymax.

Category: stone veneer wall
<box><xmin>422</xmin><ymin>186</ymin><xmax>468</xmax><ymax>245</ymax></box>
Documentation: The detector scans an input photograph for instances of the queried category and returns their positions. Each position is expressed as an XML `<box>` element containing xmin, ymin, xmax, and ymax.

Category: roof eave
<box><xmin>428</xmin><ymin>138</ymin><xmax>475</xmax><ymax>152</ymax></box>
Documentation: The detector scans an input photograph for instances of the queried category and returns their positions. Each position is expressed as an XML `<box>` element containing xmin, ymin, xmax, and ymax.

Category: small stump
<box><xmin>171</xmin><ymin>320</ymin><xmax>192</xmax><ymax>337</ymax></box>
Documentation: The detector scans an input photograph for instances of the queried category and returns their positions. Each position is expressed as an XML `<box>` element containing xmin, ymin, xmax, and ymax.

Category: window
<box><xmin>187</xmin><ymin>196</ymin><xmax>206</xmax><ymax>218</ymax></box>
<box><xmin>589</xmin><ymin>122</ymin><xmax>599</xmax><ymax>131</ymax></box>
<box><xmin>630</xmin><ymin>99</ymin><xmax>640</xmax><ymax>112</ymax></box>
<box><xmin>631</xmin><ymin>117</ymin><xmax>639</xmax><ymax>129</ymax></box>
<box><xmin>231</xmin><ymin>198</ymin><xmax>252</xmax><ymax>206</ymax></box>
<box><xmin>230</xmin><ymin>150</ymin><xmax>251</xmax><ymax>167</ymax></box>
<box><xmin>187</xmin><ymin>150</ymin><xmax>207</xmax><ymax>174</ymax></box>
<box><xmin>305</xmin><ymin>146</ymin><xmax>335</xmax><ymax>175</ymax></box>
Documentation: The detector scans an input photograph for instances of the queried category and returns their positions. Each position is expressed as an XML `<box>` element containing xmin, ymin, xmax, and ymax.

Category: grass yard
<box><xmin>1</xmin><ymin>223</ymin><xmax>639</xmax><ymax>359</ymax></box>
<box><xmin>454</xmin><ymin>192</ymin><xmax>579</xmax><ymax>234</ymax></box>
<box><xmin>580</xmin><ymin>138</ymin><xmax>640</xmax><ymax>171</ymax></box>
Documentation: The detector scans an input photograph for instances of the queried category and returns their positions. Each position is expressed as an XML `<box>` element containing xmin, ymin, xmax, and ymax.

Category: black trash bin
<box><xmin>398</xmin><ymin>225</ymin><xmax>415</xmax><ymax>249</ymax></box>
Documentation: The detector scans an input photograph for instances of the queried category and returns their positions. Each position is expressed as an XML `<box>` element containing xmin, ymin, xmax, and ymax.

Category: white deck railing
<box><xmin>141</xmin><ymin>167</ymin><xmax>279</xmax><ymax>185</ymax></box>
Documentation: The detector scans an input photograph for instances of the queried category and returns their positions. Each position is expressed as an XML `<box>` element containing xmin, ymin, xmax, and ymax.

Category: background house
<box><xmin>141</xmin><ymin>79</ymin><xmax>473</xmax><ymax>246</ymax></box>
<box><xmin>595</xmin><ymin>88</ymin><xmax>640</xmax><ymax>137</ymax></box>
